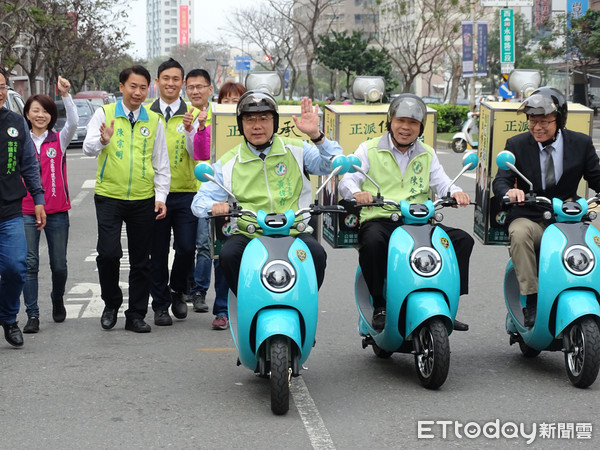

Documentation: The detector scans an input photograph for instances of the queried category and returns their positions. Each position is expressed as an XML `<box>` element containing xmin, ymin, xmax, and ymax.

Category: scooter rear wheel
<box><xmin>564</xmin><ymin>318</ymin><xmax>600</xmax><ymax>388</ymax></box>
<box><xmin>451</xmin><ymin>138</ymin><xmax>467</xmax><ymax>153</ymax></box>
<box><xmin>270</xmin><ymin>336</ymin><xmax>291</xmax><ymax>414</ymax></box>
<box><xmin>414</xmin><ymin>319</ymin><xmax>450</xmax><ymax>389</ymax></box>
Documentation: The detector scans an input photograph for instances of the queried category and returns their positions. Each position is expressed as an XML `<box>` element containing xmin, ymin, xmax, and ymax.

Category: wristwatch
<box><xmin>311</xmin><ymin>131</ymin><xmax>325</xmax><ymax>143</ymax></box>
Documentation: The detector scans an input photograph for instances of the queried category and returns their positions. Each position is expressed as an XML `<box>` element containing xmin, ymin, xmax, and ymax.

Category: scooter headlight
<box><xmin>262</xmin><ymin>260</ymin><xmax>296</xmax><ymax>292</ymax></box>
<box><xmin>410</xmin><ymin>247</ymin><xmax>442</xmax><ymax>277</ymax></box>
<box><xmin>563</xmin><ymin>245</ymin><xmax>594</xmax><ymax>276</ymax></box>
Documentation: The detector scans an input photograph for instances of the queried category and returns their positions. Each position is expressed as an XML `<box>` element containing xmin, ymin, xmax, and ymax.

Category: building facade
<box><xmin>146</xmin><ymin>0</ymin><xmax>193</xmax><ymax>59</ymax></box>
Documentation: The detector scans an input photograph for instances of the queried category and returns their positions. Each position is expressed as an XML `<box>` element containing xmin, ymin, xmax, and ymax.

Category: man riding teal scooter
<box><xmin>191</xmin><ymin>90</ymin><xmax>344</xmax><ymax>414</ymax></box>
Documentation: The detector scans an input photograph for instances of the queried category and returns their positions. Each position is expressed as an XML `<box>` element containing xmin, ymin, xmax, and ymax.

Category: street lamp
<box><xmin>205</xmin><ymin>57</ymin><xmax>218</xmax><ymax>90</ymax></box>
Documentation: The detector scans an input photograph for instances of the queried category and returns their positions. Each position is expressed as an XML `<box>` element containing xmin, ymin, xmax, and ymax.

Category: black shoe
<box><xmin>193</xmin><ymin>292</ymin><xmax>209</xmax><ymax>313</ymax></box>
<box><xmin>2</xmin><ymin>322</ymin><xmax>24</xmax><ymax>347</ymax></box>
<box><xmin>372</xmin><ymin>307</ymin><xmax>386</xmax><ymax>332</ymax></box>
<box><xmin>453</xmin><ymin>319</ymin><xmax>469</xmax><ymax>331</ymax></box>
<box><xmin>101</xmin><ymin>307</ymin><xmax>118</xmax><ymax>330</ymax></box>
<box><xmin>125</xmin><ymin>318</ymin><xmax>151</xmax><ymax>333</ymax></box>
<box><xmin>51</xmin><ymin>295</ymin><xmax>66</xmax><ymax>323</ymax></box>
<box><xmin>23</xmin><ymin>317</ymin><xmax>40</xmax><ymax>334</ymax></box>
<box><xmin>170</xmin><ymin>291</ymin><xmax>188</xmax><ymax>319</ymax></box>
<box><xmin>154</xmin><ymin>310</ymin><xmax>173</xmax><ymax>326</ymax></box>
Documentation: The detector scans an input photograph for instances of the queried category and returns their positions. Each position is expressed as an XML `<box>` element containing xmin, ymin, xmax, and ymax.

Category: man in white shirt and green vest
<box><xmin>338</xmin><ymin>94</ymin><xmax>473</xmax><ymax>332</ymax></box>
<box><xmin>83</xmin><ymin>65</ymin><xmax>171</xmax><ymax>333</ymax></box>
<box><xmin>148</xmin><ymin>59</ymin><xmax>201</xmax><ymax>327</ymax></box>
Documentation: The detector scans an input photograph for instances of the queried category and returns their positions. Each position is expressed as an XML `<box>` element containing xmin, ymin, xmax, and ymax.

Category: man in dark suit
<box><xmin>492</xmin><ymin>87</ymin><xmax>600</xmax><ymax>327</ymax></box>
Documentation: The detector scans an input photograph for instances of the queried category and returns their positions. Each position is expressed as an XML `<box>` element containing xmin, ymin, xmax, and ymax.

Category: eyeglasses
<box><xmin>242</xmin><ymin>114</ymin><xmax>273</xmax><ymax>125</ymax></box>
<box><xmin>528</xmin><ymin>118</ymin><xmax>556</xmax><ymax>128</ymax></box>
<box><xmin>0</xmin><ymin>84</ymin><xmax>7</xmax><ymax>91</ymax></box>
<box><xmin>186</xmin><ymin>84</ymin><xmax>211</xmax><ymax>92</ymax></box>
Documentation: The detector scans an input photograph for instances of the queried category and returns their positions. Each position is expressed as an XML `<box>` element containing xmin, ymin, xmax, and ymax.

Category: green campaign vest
<box><xmin>360</xmin><ymin>135</ymin><xmax>433</xmax><ymax>222</ymax></box>
<box><xmin>95</xmin><ymin>103</ymin><xmax>158</xmax><ymax>200</ymax></box>
<box><xmin>222</xmin><ymin>136</ymin><xmax>309</xmax><ymax>238</ymax></box>
<box><xmin>164</xmin><ymin>106</ymin><xmax>200</xmax><ymax>192</ymax></box>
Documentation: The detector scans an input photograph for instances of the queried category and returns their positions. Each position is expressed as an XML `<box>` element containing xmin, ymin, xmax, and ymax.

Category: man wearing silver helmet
<box><xmin>493</xmin><ymin>87</ymin><xmax>600</xmax><ymax>328</ymax></box>
<box><xmin>339</xmin><ymin>94</ymin><xmax>474</xmax><ymax>332</ymax></box>
<box><xmin>191</xmin><ymin>90</ymin><xmax>343</xmax><ymax>294</ymax></box>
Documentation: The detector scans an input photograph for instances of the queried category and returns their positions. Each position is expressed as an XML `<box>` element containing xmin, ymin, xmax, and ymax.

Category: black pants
<box><xmin>358</xmin><ymin>221</ymin><xmax>474</xmax><ymax>308</ymax></box>
<box><xmin>94</xmin><ymin>195</ymin><xmax>156</xmax><ymax>320</ymax></box>
<box><xmin>219</xmin><ymin>233</ymin><xmax>327</xmax><ymax>296</ymax></box>
<box><xmin>149</xmin><ymin>192</ymin><xmax>197</xmax><ymax>311</ymax></box>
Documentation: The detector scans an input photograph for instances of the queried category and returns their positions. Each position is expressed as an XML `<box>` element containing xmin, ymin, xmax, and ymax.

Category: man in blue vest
<box><xmin>338</xmin><ymin>94</ymin><xmax>473</xmax><ymax>332</ymax></box>
<box><xmin>0</xmin><ymin>70</ymin><xmax>46</xmax><ymax>347</ymax></box>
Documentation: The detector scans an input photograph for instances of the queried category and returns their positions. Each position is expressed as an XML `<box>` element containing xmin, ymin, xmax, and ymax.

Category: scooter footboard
<box><xmin>255</xmin><ymin>308</ymin><xmax>305</xmax><ymax>363</ymax></box>
<box><xmin>555</xmin><ymin>290</ymin><xmax>600</xmax><ymax>336</ymax></box>
<box><xmin>405</xmin><ymin>291</ymin><xmax>452</xmax><ymax>337</ymax></box>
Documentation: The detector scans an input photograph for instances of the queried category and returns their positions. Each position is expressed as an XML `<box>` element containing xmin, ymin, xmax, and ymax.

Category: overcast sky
<box><xmin>125</xmin><ymin>0</ymin><xmax>265</xmax><ymax>58</ymax></box>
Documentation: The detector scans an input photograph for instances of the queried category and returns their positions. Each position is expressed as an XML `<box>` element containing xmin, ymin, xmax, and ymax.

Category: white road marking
<box><xmin>71</xmin><ymin>190</ymin><xmax>89</xmax><ymax>207</ymax></box>
<box><xmin>82</xmin><ymin>179</ymin><xmax>96</xmax><ymax>189</ymax></box>
<box><xmin>291</xmin><ymin>376</ymin><xmax>336</xmax><ymax>450</ymax></box>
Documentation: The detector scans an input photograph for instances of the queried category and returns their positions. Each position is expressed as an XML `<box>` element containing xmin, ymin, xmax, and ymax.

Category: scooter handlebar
<box><xmin>501</xmin><ymin>193</ymin><xmax>551</xmax><ymax>207</ymax></box>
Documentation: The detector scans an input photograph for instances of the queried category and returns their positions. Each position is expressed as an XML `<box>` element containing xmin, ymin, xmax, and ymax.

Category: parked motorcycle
<box><xmin>194</xmin><ymin>155</ymin><xmax>349</xmax><ymax>414</ymax></box>
<box><xmin>497</xmin><ymin>150</ymin><xmax>600</xmax><ymax>388</ymax></box>
<box><xmin>451</xmin><ymin>111</ymin><xmax>478</xmax><ymax>153</ymax></box>
<box><xmin>348</xmin><ymin>152</ymin><xmax>477</xmax><ymax>389</ymax></box>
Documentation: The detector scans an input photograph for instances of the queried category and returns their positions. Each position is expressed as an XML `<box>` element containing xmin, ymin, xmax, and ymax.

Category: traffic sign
<box><xmin>234</xmin><ymin>55</ymin><xmax>252</xmax><ymax>61</ymax></box>
<box><xmin>500</xmin><ymin>9</ymin><xmax>515</xmax><ymax>73</ymax></box>
<box><xmin>499</xmin><ymin>82</ymin><xmax>514</xmax><ymax>99</ymax></box>
<box><xmin>236</xmin><ymin>61</ymin><xmax>250</xmax><ymax>71</ymax></box>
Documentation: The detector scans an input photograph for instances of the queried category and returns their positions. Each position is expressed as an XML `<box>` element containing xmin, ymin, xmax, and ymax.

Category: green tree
<box><xmin>568</xmin><ymin>10</ymin><xmax>600</xmax><ymax>105</ymax></box>
<box><xmin>316</xmin><ymin>30</ymin><xmax>397</xmax><ymax>98</ymax></box>
<box><xmin>316</xmin><ymin>31</ymin><xmax>369</xmax><ymax>94</ymax></box>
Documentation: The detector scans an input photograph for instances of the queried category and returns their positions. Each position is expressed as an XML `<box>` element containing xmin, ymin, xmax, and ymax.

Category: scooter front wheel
<box><xmin>565</xmin><ymin>318</ymin><xmax>600</xmax><ymax>388</ymax></box>
<box><xmin>414</xmin><ymin>319</ymin><xmax>450</xmax><ymax>389</ymax></box>
<box><xmin>518</xmin><ymin>341</ymin><xmax>541</xmax><ymax>358</ymax></box>
<box><xmin>270</xmin><ymin>336</ymin><xmax>291</xmax><ymax>414</ymax></box>
<box><xmin>372</xmin><ymin>343</ymin><xmax>393</xmax><ymax>359</ymax></box>
<box><xmin>451</xmin><ymin>138</ymin><xmax>467</xmax><ymax>153</ymax></box>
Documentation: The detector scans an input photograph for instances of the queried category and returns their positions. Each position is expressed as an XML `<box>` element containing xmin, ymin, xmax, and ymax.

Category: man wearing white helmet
<box><xmin>339</xmin><ymin>94</ymin><xmax>474</xmax><ymax>332</ymax></box>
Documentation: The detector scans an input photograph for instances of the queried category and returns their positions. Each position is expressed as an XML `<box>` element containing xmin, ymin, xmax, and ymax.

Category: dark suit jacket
<box><xmin>492</xmin><ymin>129</ymin><xmax>600</xmax><ymax>226</ymax></box>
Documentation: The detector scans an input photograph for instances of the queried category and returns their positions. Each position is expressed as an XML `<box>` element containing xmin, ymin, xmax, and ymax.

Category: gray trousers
<box><xmin>508</xmin><ymin>217</ymin><xmax>548</xmax><ymax>296</ymax></box>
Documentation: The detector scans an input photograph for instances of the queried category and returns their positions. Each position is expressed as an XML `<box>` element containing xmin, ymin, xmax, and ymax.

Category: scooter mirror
<box><xmin>496</xmin><ymin>150</ymin><xmax>516</xmax><ymax>171</ymax></box>
<box><xmin>194</xmin><ymin>163</ymin><xmax>214</xmax><ymax>182</ymax></box>
<box><xmin>331</xmin><ymin>154</ymin><xmax>350</xmax><ymax>175</ymax></box>
<box><xmin>462</xmin><ymin>152</ymin><xmax>478</xmax><ymax>171</ymax></box>
<box><xmin>347</xmin><ymin>154</ymin><xmax>362</xmax><ymax>173</ymax></box>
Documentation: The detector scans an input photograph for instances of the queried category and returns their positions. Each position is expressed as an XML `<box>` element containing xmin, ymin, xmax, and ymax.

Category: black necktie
<box><xmin>128</xmin><ymin>111</ymin><xmax>135</xmax><ymax>127</ymax></box>
<box><xmin>544</xmin><ymin>145</ymin><xmax>556</xmax><ymax>190</ymax></box>
<box><xmin>165</xmin><ymin>106</ymin><xmax>172</xmax><ymax>123</ymax></box>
